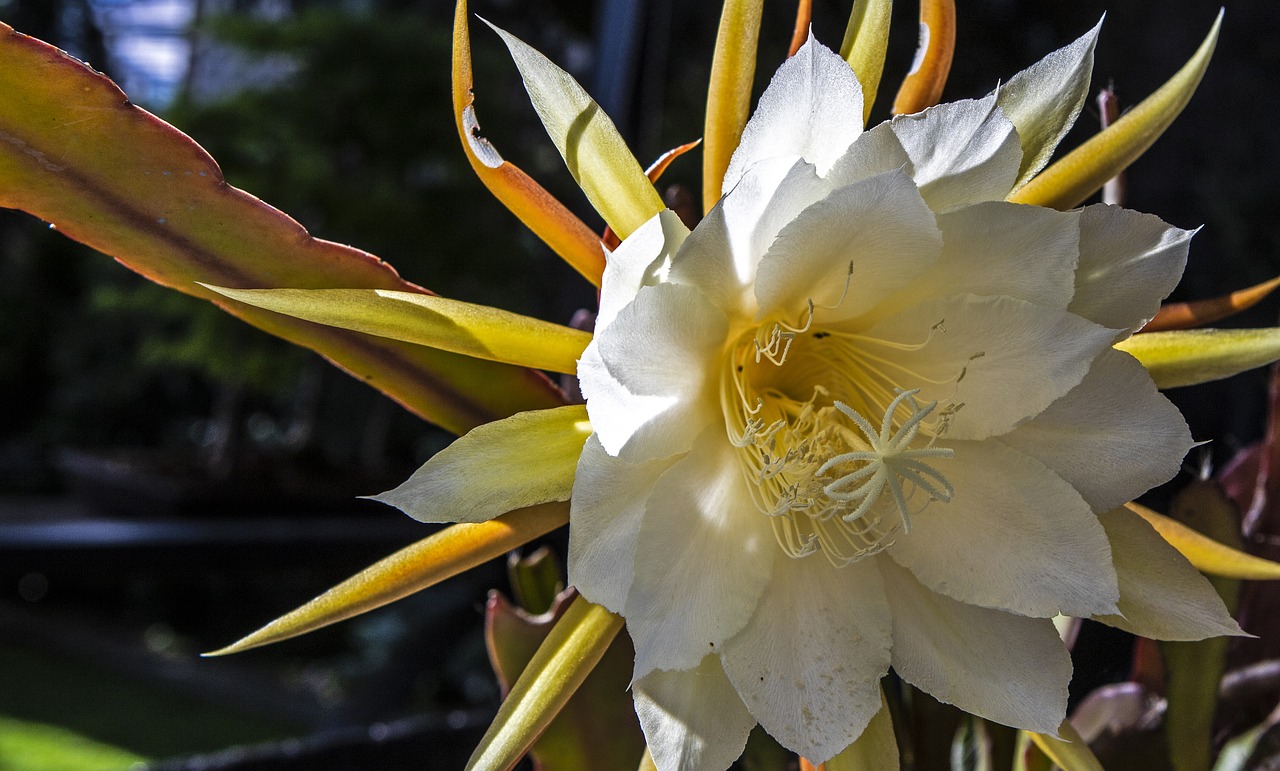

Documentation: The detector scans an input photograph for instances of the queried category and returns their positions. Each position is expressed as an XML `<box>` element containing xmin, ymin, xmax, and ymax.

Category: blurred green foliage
<box><xmin>0</xmin><ymin>716</ymin><xmax>144</xmax><ymax>771</ymax></box>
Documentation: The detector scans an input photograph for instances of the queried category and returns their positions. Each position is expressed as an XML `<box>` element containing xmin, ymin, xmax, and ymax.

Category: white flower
<box><xmin>570</xmin><ymin>31</ymin><xmax>1238</xmax><ymax>769</ymax></box>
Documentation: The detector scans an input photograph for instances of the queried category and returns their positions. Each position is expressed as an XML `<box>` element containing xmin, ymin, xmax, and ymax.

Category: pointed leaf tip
<box><xmin>203</xmin><ymin>503</ymin><xmax>568</xmax><ymax>656</ymax></box>
<box><xmin>1128</xmin><ymin>501</ymin><xmax>1280</xmax><ymax>581</ymax></box>
<box><xmin>378</xmin><ymin>405</ymin><xmax>590</xmax><ymax>524</ymax></box>
<box><xmin>1142</xmin><ymin>274</ymin><xmax>1280</xmax><ymax>332</ymax></box>
<box><xmin>997</xmin><ymin>18</ymin><xmax>1102</xmax><ymax>188</ymax></box>
<box><xmin>203</xmin><ymin>285</ymin><xmax>592</xmax><ymax>375</ymax></box>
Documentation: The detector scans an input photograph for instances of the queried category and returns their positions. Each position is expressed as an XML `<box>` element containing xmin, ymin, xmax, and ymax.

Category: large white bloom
<box><xmin>571</xmin><ymin>31</ymin><xmax>1239</xmax><ymax>769</ymax></box>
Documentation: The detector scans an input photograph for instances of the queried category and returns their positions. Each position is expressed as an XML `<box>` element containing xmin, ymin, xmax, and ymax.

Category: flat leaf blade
<box><xmin>0</xmin><ymin>22</ymin><xmax>562</xmax><ymax>434</ymax></box>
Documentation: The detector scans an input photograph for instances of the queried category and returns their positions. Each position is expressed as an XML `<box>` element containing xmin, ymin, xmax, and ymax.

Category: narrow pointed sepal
<box><xmin>452</xmin><ymin>0</ymin><xmax>606</xmax><ymax>286</ymax></box>
<box><xmin>1010</xmin><ymin>11</ymin><xmax>1222</xmax><ymax>210</ymax></box>
<box><xmin>377</xmin><ymin>405</ymin><xmax>590</xmax><ymax>523</ymax></box>
<box><xmin>1115</xmin><ymin>327</ymin><xmax>1280</xmax><ymax>389</ymax></box>
<box><xmin>890</xmin><ymin>0</ymin><xmax>956</xmax><ymax>115</ymax></box>
<box><xmin>203</xmin><ymin>504</ymin><xmax>568</xmax><ymax>656</ymax></box>
<box><xmin>465</xmin><ymin>596</ymin><xmax>624</xmax><ymax>771</ymax></box>
<box><xmin>702</xmin><ymin>0</ymin><xmax>765</xmax><ymax>213</ymax></box>
<box><xmin>839</xmin><ymin>0</ymin><xmax>894</xmax><ymax>125</ymax></box>
<box><xmin>486</xmin><ymin>22</ymin><xmax>664</xmax><ymax>241</ymax></box>
<box><xmin>1143</xmin><ymin>275</ymin><xmax>1280</xmax><ymax>332</ymax></box>
<box><xmin>1128</xmin><ymin>502</ymin><xmax>1280</xmax><ymax>580</ymax></box>
<box><xmin>203</xmin><ymin>286</ymin><xmax>592</xmax><ymax>374</ymax></box>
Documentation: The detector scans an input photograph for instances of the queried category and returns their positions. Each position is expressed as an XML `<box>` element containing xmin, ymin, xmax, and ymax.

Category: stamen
<box><xmin>722</xmin><ymin>303</ymin><xmax>963</xmax><ymax>567</ymax></box>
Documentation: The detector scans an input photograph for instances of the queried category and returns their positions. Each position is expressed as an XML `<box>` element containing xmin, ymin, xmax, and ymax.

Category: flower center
<box><xmin>722</xmin><ymin>308</ymin><xmax>958</xmax><ymax>566</ymax></box>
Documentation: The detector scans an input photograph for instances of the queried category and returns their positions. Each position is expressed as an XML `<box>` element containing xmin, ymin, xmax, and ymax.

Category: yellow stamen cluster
<box><xmin>723</xmin><ymin>310</ymin><xmax>957</xmax><ymax>566</ymax></box>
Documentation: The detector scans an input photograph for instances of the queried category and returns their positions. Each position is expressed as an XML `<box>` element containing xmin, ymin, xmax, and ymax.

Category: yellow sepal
<box><xmin>204</xmin><ymin>504</ymin><xmax>568</xmax><ymax>656</ymax></box>
<box><xmin>702</xmin><ymin>0</ymin><xmax>764</xmax><ymax>213</ymax></box>
<box><xmin>1010</xmin><ymin>11</ymin><xmax>1221</xmax><ymax>210</ymax></box>
<box><xmin>1116</xmin><ymin>327</ymin><xmax>1280</xmax><ymax>389</ymax></box>
<box><xmin>839</xmin><ymin>0</ymin><xmax>894</xmax><ymax>125</ymax></box>
<box><xmin>466</xmin><ymin>596</ymin><xmax>624</xmax><ymax>771</ymax></box>
<box><xmin>205</xmin><ymin>286</ymin><xmax>592</xmax><ymax>375</ymax></box>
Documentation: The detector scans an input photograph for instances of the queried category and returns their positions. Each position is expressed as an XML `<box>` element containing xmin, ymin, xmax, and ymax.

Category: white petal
<box><xmin>888</xmin><ymin>93</ymin><xmax>1023</xmax><ymax>210</ymax></box>
<box><xmin>879</xmin><ymin>558</ymin><xmax>1071</xmax><ymax>734</ymax></box>
<box><xmin>866</xmin><ymin>201</ymin><xmax>1081</xmax><ymax>321</ymax></box>
<box><xmin>998</xmin><ymin>349</ymin><xmax>1194</xmax><ymax>512</ymax></box>
<box><xmin>597</xmin><ymin>210</ymin><xmax>690</xmax><ymax>333</ymax></box>
<box><xmin>721</xmin><ymin>555</ymin><xmax>891</xmax><ymax>764</ymax></box>
<box><xmin>1069</xmin><ymin>204</ymin><xmax>1195</xmax><ymax>333</ymax></box>
<box><xmin>824</xmin><ymin>121</ymin><xmax>913</xmax><ymax>188</ymax></box>
<box><xmin>634</xmin><ymin>656</ymin><xmax>757</xmax><ymax>771</ymax></box>
<box><xmin>888</xmin><ymin>439</ymin><xmax>1120</xmax><ymax>618</ymax></box>
<box><xmin>597</xmin><ymin>282</ymin><xmax>727</xmax><ymax>396</ymax></box>
<box><xmin>997</xmin><ymin>20</ymin><xmax>1101</xmax><ymax>187</ymax></box>
<box><xmin>625</xmin><ymin>426</ymin><xmax>776</xmax><ymax>678</ymax></box>
<box><xmin>754</xmin><ymin>168</ymin><xmax>942</xmax><ymax>321</ymax></box>
<box><xmin>1094</xmin><ymin>507</ymin><xmax>1243</xmax><ymax>640</ymax></box>
<box><xmin>583</xmin><ymin>282</ymin><xmax>727</xmax><ymax>460</ymax></box>
<box><xmin>671</xmin><ymin>157</ymin><xmax>830</xmax><ymax>315</ymax></box>
<box><xmin>577</xmin><ymin>340</ymin><xmax>682</xmax><ymax>459</ymax></box>
<box><xmin>722</xmin><ymin>35</ymin><xmax>863</xmax><ymax>193</ymax></box>
<box><xmin>855</xmin><ymin>294</ymin><xmax>1116</xmax><ymax>440</ymax></box>
<box><xmin>568</xmin><ymin>435</ymin><xmax>677</xmax><ymax>612</ymax></box>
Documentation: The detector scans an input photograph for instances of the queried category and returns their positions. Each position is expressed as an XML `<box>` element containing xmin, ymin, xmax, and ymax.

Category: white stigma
<box><xmin>818</xmin><ymin>390</ymin><xmax>955</xmax><ymax>534</ymax></box>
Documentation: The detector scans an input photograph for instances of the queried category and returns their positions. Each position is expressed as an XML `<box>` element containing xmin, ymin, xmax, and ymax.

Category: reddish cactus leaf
<box><xmin>0</xmin><ymin>23</ymin><xmax>564</xmax><ymax>435</ymax></box>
